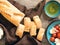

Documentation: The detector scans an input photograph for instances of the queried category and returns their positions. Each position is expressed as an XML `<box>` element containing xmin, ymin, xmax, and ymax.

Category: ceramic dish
<box><xmin>44</xmin><ymin>1</ymin><xmax>60</xmax><ymax>18</ymax></box>
<box><xmin>46</xmin><ymin>20</ymin><xmax>60</xmax><ymax>45</ymax></box>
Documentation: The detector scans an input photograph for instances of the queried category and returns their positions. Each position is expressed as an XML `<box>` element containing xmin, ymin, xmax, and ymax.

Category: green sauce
<box><xmin>46</xmin><ymin>2</ymin><xmax>60</xmax><ymax>15</ymax></box>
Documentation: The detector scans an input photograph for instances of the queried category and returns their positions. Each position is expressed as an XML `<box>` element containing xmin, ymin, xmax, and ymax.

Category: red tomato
<box><xmin>57</xmin><ymin>33</ymin><xmax>60</xmax><ymax>38</ymax></box>
<box><xmin>52</xmin><ymin>33</ymin><xmax>56</xmax><ymax>38</ymax></box>
<box><xmin>55</xmin><ymin>25</ymin><xmax>59</xmax><ymax>30</ymax></box>
<box><xmin>50</xmin><ymin>37</ymin><xmax>55</xmax><ymax>42</ymax></box>
<box><xmin>58</xmin><ymin>28</ymin><xmax>60</xmax><ymax>31</ymax></box>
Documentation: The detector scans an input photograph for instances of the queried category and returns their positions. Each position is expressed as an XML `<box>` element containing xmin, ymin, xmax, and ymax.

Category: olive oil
<box><xmin>46</xmin><ymin>2</ymin><xmax>60</xmax><ymax>15</ymax></box>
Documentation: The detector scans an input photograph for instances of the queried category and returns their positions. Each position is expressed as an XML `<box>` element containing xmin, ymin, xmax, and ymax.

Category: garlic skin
<box><xmin>50</xmin><ymin>28</ymin><xmax>58</xmax><ymax>34</ymax></box>
<box><xmin>0</xmin><ymin>27</ymin><xmax>4</xmax><ymax>39</ymax></box>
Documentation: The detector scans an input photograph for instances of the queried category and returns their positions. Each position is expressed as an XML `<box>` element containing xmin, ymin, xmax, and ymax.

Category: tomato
<box><xmin>57</xmin><ymin>33</ymin><xmax>60</xmax><ymax>38</ymax></box>
<box><xmin>58</xmin><ymin>28</ymin><xmax>60</xmax><ymax>31</ymax></box>
<box><xmin>54</xmin><ymin>25</ymin><xmax>59</xmax><ymax>30</ymax></box>
<box><xmin>52</xmin><ymin>33</ymin><xmax>56</xmax><ymax>38</ymax></box>
<box><xmin>50</xmin><ymin>37</ymin><xmax>55</xmax><ymax>42</ymax></box>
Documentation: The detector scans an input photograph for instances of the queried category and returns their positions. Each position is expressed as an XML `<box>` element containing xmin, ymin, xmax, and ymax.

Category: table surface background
<box><xmin>0</xmin><ymin>0</ymin><xmax>60</xmax><ymax>45</ymax></box>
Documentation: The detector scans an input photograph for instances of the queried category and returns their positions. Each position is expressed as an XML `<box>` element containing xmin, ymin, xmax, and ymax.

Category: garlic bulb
<box><xmin>50</xmin><ymin>28</ymin><xmax>58</xmax><ymax>34</ymax></box>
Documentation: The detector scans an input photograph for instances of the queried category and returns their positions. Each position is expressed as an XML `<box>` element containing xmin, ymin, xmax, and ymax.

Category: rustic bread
<box><xmin>24</xmin><ymin>17</ymin><xmax>31</xmax><ymax>32</ymax></box>
<box><xmin>16</xmin><ymin>24</ymin><xmax>25</xmax><ymax>38</ymax></box>
<box><xmin>37</xmin><ymin>28</ymin><xmax>45</xmax><ymax>41</ymax></box>
<box><xmin>33</xmin><ymin>15</ymin><xmax>42</xmax><ymax>29</ymax></box>
<box><xmin>30</xmin><ymin>21</ymin><xmax>37</xmax><ymax>36</ymax></box>
<box><xmin>0</xmin><ymin>0</ymin><xmax>25</xmax><ymax>26</ymax></box>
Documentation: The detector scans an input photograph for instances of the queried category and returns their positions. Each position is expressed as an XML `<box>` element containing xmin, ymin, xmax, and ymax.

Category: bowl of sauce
<box><xmin>44</xmin><ymin>1</ymin><xmax>60</xmax><ymax>18</ymax></box>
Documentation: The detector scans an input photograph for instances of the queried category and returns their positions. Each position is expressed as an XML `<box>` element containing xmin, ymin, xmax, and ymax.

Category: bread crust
<box><xmin>24</xmin><ymin>17</ymin><xmax>31</xmax><ymax>32</ymax></box>
<box><xmin>37</xmin><ymin>28</ymin><xmax>45</xmax><ymax>41</ymax></box>
<box><xmin>30</xmin><ymin>21</ymin><xmax>37</xmax><ymax>36</ymax></box>
<box><xmin>0</xmin><ymin>0</ymin><xmax>25</xmax><ymax>26</ymax></box>
<box><xmin>16</xmin><ymin>24</ymin><xmax>25</xmax><ymax>38</ymax></box>
<box><xmin>33</xmin><ymin>15</ymin><xmax>42</xmax><ymax>29</ymax></box>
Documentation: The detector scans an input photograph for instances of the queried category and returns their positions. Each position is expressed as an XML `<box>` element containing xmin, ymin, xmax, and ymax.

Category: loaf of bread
<box><xmin>0</xmin><ymin>0</ymin><xmax>25</xmax><ymax>26</ymax></box>
<box><xmin>24</xmin><ymin>17</ymin><xmax>31</xmax><ymax>32</ymax></box>
<box><xmin>37</xmin><ymin>28</ymin><xmax>45</xmax><ymax>41</ymax></box>
<box><xmin>30</xmin><ymin>21</ymin><xmax>37</xmax><ymax>36</ymax></box>
<box><xmin>33</xmin><ymin>15</ymin><xmax>42</xmax><ymax>29</ymax></box>
<box><xmin>16</xmin><ymin>24</ymin><xmax>25</xmax><ymax>38</ymax></box>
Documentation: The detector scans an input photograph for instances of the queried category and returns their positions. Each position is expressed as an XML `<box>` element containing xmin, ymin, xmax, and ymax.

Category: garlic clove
<box><xmin>50</xmin><ymin>28</ymin><xmax>57</xmax><ymax>34</ymax></box>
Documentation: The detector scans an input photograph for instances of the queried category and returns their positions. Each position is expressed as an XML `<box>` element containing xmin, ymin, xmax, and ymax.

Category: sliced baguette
<box><xmin>30</xmin><ymin>21</ymin><xmax>37</xmax><ymax>36</ymax></box>
<box><xmin>16</xmin><ymin>24</ymin><xmax>25</xmax><ymax>38</ymax></box>
<box><xmin>33</xmin><ymin>15</ymin><xmax>42</xmax><ymax>29</ymax></box>
<box><xmin>37</xmin><ymin>28</ymin><xmax>45</xmax><ymax>41</ymax></box>
<box><xmin>24</xmin><ymin>17</ymin><xmax>31</xmax><ymax>32</ymax></box>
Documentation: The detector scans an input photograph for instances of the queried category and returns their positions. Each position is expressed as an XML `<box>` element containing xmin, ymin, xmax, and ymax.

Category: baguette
<box><xmin>30</xmin><ymin>21</ymin><xmax>37</xmax><ymax>36</ymax></box>
<box><xmin>37</xmin><ymin>28</ymin><xmax>45</xmax><ymax>41</ymax></box>
<box><xmin>24</xmin><ymin>17</ymin><xmax>31</xmax><ymax>32</ymax></box>
<box><xmin>33</xmin><ymin>15</ymin><xmax>42</xmax><ymax>29</ymax></box>
<box><xmin>16</xmin><ymin>24</ymin><xmax>25</xmax><ymax>38</ymax></box>
<box><xmin>0</xmin><ymin>0</ymin><xmax>25</xmax><ymax>26</ymax></box>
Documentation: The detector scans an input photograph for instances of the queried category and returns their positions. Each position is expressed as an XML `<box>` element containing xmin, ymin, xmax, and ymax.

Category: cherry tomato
<box><xmin>57</xmin><ymin>33</ymin><xmax>60</xmax><ymax>38</ymax></box>
<box><xmin>54</xmin><ymin>25</ymin><xmax>59</xmax><ymax>30</ymax></box>
<box><xmin>52</xmin><ymin>33</ymin><xmax>56</xmax><ymax>38</ymax></box>
<box><xmin>50</xmin><ymin>37</ymin><xmax>55</xmax><ymax>42</ymax></box>
<box><xmin>58</xmin><ymin>28</ymin><xmax>60</xmax><ymax>31</ymax></box>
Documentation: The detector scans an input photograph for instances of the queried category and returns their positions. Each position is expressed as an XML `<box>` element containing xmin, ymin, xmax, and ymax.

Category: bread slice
<box><xmin>0</xmin><ymin>0</ymin><xmax>25</xmax><ymax>26</ymax></box>
<box><xmin>24</xmin><ymin>17</ymin><xmax>31</xmax><ymax>32</ymax></box>
<box><xmin>37</xmin><ymin>28</ymin><xmax>45</xmax><ymax>41</ymax></box>
<box><xmin>30</xmin><ymin>21</ymin><xmax>37</xmax><ymax>36</ymax></box>
<box><xmin>33</xmin><ymin>15</ymin><xmax>42</xmax><ymax>29</ymax></box>
<box><xmin>16</xmin><ymin>24</ymin><xmax>25</xmax><ymax>38</ymax></box>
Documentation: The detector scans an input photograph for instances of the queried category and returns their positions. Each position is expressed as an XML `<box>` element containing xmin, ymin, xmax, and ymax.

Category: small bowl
<box><xmin>44</xmin><ymin>1</ymin><xmax>60</xmax><ymax>18</ymax></box>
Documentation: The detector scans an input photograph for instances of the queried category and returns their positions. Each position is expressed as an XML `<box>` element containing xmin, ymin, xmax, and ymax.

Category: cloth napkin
<box><xmin>15</xmin><ymin>35</ymin><xmax>42</xmax><ymax>45</ymax></box>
